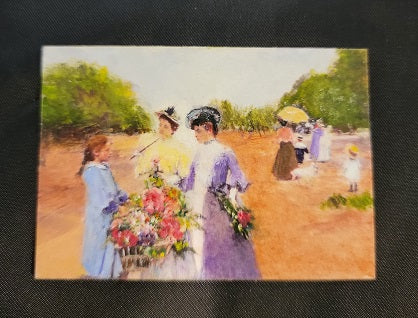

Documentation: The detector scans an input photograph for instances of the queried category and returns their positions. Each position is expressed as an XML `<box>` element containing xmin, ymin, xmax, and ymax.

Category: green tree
<box><xmin>278</xmin><ymin>49</ymin><xmax>369</xmax><ymax>130</ymax></box>
<box><xmin>42</xmin><ymin>61</ymin><xmax>151</xmax><ymax>137</ymax></box>
<box><xmin>210</xmin><ymin>99</ymin><xmax>278</xmax><ymax>133</ymax></box>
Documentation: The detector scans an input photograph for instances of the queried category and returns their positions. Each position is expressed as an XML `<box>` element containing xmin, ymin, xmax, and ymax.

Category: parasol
<box><xmin>277</xmin><ymin>106</ymin><xmax>309</xmax><ymax>123</ymax></box>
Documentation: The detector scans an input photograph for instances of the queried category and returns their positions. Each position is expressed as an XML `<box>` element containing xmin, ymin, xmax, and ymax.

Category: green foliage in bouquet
<box><xmin>173</xmin><ymin>240</ymin><xmax>196</xmax><ymax>260</ymax></box>
<box><xmin>217</xmin><ymin>194</ymin><xmax>254</xmax><ymax>240</ymax></box>
<box><xmin>320</xmin><ymin>192</ymin><xmax>373</xmax><ymax>211</ymax></box>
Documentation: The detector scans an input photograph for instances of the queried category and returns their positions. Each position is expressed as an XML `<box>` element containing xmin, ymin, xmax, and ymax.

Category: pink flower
<box><xmin>143</xmin><ymin>188</ymin><xmax>165</xmax><ymax>214</ymax></box>
<box><xmin>237</xmin><ymin>210</ymin><xmax>251</xmax><ymax>228</ymax></box>
<box><xmin>110</xmin><ymin>218</ymin><xmax>123</xmax><ymax>229</ymax></box>
<box><xmin>158</xmin><ymin>216</ymin><xmax>183</xmax><ymax>241</ymax></box>
<box><xmin>158</xmin><ymin>227</ymin><xmax>169</xmax><ymax>239</ymax></box>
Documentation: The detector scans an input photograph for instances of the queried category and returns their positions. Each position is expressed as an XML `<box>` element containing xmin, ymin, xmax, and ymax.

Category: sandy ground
<box><xmin>35</xmin><ymin>131</ymin><xmax>375</xmax><ymax>280</ymax></box>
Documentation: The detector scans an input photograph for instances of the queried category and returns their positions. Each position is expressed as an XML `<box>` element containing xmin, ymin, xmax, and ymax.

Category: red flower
<box><xmin>158</xmin><ymin>216</ymin><xmax>183</xmax><ymax>241</ymax></box>
<box><xmin>143</xmin><ymin>188</ymin><xmax>165</xmax><ymax>214</ymax></box>
<box><xmin>111</xmin><ymin>228</ymin><xmax>120</xmax><ymax>241</ymax></box>
<box><xmin>158</xmin><ymin>227</ymin><xmax>169</xmax><ymax>239</ymax></box>
<box><xmin>237</xmin><ymin>210</ymin><xmax>251</xmax><ymax>228</ymax></box>
<box><xmin>172</xmin><ymin>228</ymin><xmax>183</xmax><ymax>241</ymax></box>
<box><xmin>125</xmin><ymin>230</ymin><xmax>139</xmax><ymax>247</ymax></box>
<box><xmin>112</xmin><ymin>229</ymin><xmax>138</xmax><ymax>247</ymax></box>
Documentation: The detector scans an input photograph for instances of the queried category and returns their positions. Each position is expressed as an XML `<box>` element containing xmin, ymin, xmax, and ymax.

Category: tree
<box><xmin>278</xmin><ymin>49</ymin><xmax>369</xmax><ymax>130</ymax></box>
<box><xmin>42</xmin><ymin>61</ymin><xmax>151</xmax><ymax>137</ymax></box>
<box><xmin>210</xmin><ymin>99</ymin><xmax>278</xmax><ymax>133</ymax></box>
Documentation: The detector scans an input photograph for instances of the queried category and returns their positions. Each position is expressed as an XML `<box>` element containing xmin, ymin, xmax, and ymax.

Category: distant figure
<box><xmin>294</xmin><ymin>135</ymin><xmax>309</xmax><ymax>164</ymax></box>
<box><xmin>317</xmin><ymin>125</ymin><xmax>332</xmax><ymax>162</ymax></box>
<box><xmin>342</xmin><ymin>144</ymin><xmax>361</xmax><ymax>192</ymax></box>
<box><xmin>310</xmin><ymin>122</ymin><xmax>324</xmax><ymax>161</ymax></box>
<box><xmin>272</xmin><ymin>121</ymin><xmax>298</xmax><ymax>180</ymax></box>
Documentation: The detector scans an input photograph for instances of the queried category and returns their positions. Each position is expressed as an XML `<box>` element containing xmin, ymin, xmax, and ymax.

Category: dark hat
<box><xmin>186</xmin><ymin>106</ymin><xmax>221</xmax><ymax>129</ymax></box>
<box><xmin>155</xmin><ymin>106</ymin><xmax>180</xmax><ymax>126</ymax></box>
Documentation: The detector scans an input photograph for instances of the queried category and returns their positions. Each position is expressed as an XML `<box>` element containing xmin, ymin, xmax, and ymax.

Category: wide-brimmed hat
<box><xmin>186</xmin><ymin>106</ymin><xmax>221</xmax><ymax>129</ymax></box>
<box><xmin>155</xmin><ymin>106</ymin><xmax>180</xmax><ymax>126</ymax></box>
<box><xmin>348</xmin><ymin>144</ymin><xmax>359</xmax><ymax>156</ymax></box>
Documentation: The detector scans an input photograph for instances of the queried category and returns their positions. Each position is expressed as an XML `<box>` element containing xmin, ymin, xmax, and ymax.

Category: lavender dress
<box><xmin>181</xmin><ymin>140</ymin><xmax>260</xmax><ymax>280</ymax></box>
<box><xmin>310</xmin><ymin>127</ymin><xmax>324</xmax><ymax>160</ymax></box>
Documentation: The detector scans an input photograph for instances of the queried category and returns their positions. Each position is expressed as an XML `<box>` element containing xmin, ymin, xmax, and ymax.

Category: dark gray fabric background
<box><xmin>1</xmin><ymin>1</ymin><xmax>417</xmax><ymax>317</ymax></box>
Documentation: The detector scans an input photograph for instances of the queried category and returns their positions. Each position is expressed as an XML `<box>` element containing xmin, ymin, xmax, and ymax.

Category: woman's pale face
<box><xmin>94</xmin><ymin>142</ymin><xmax>112</xmax><ymax>162</ymax></box>
<box><xmin>194</xmin><ymin>125</ymin><xmax>213</xmax><ymax>144</ymax></box>
<box><xmin>158</xmin><ymin>118</ymin><xmax>174</xmax><ymax>138</ymax></box>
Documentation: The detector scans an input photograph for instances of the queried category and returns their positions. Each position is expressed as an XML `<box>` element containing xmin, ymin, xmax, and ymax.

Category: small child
<box><xmin>294</xmin><ymin>135</ymin><xmax>309</xmax><ymax>164</ymax></box>
<box><xmin>342</xmin><ymin>144</ymin><xmax>361</xmax><ymax>192</ymax></box>
<box><xmin>78</xmin><ymin>135</ymin><xmax>129</xmax><ymax>279</ymax></box>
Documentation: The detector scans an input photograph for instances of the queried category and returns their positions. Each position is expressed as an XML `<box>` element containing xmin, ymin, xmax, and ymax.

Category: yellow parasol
<box><xmin>277</xmin><ymin>106</ymin><xmax>309</xmax><ymax>123</ymax></box>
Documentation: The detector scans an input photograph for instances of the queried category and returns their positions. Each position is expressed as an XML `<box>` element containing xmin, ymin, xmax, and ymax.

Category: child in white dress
<box><xmin>342</xmin><ymin>144</ymin><xmax>361</xmax><ymax>192</ymax></box>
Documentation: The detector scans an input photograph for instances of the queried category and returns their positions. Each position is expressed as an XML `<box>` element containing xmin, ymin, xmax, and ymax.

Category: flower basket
<box><xmin>109</xmin><ymin>170</ymin><xmax>201</xmax><ymax>273</ymax></box>
<box><xmin>118</xmin><ymin>239</ymin><xmax>173</xmax><ymax>271</ymax></box>
<box><xmin>119</xmin><ymin>247</ymin><xmax>151</xmax><ymax>270</ymax></box>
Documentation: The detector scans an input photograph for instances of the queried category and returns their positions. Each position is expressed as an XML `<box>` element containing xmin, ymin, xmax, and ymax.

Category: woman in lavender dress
<box><xmin>180</xmin><ymin>106</ymin><xmax>260</xmax><ymax>280</ymax></box>
<box><xmin>310</xmin><ymin>122</ymin><xmax>324</xmax><ymax>161</ymax></box>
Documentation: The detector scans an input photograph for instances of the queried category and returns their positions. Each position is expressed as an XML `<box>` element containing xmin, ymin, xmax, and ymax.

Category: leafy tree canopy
<box><xmin>279</xmin><ymin>49</ymin><xmax>369</xmax><ymax>130</ymax></box>
<box><xmin>42</xmin><ymin>61</ymin><xmax>151</xmax><ymax>137</ymax></box>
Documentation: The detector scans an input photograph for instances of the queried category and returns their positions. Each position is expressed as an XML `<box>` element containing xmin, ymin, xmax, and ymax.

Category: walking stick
<box><xmin>129</xmin><ymin>138</ymin><xmax>160</xmax><ymax>160</ymax></box>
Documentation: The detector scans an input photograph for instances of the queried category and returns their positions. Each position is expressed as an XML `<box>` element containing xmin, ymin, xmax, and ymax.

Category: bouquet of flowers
<box><xmin>216</xmin><ymin>191</ymin><xmax>254</xmax><ymax>240</ymax></box>
<box><xmin>108</xmin><ymin>161</ymin><xmax>199</xmax><ymax>270</ymax></box>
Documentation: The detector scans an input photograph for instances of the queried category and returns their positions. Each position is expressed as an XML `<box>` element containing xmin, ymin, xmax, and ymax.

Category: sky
<box><xmin>42</xmin><ymin>46</ymin><xmax>337</xmax><ymax>113</ymax></box>
<box><xmin>42</xmin><ymin>46</ymin><xmax>337</xmax><ymax>144</ymax></box>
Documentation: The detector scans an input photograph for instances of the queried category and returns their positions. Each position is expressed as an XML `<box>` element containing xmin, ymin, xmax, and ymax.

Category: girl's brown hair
<box><xmin>77</xmin><ymin>135</ymin><xmax>108</xmax><ymax>176</ymax></box>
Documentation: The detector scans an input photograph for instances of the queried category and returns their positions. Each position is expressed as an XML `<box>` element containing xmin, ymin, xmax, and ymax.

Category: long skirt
<box><xmin>82</xmin><ymin>215</ymin><xmax>123</xmax><ymax>279</ymax></box>
<box><xmin>201</xmin><ymin>192</ymin><xmax>260</xmax><ymax>280</ymax></box>
<box><xmin>139</xmin><ymin>231</ymin><xmax>197</xmax><ymax>280</ymax></box>
<box><xmin>272</xmin><ymin>141</ymin><xmax>298</xmax><ymax>180</ymax></box>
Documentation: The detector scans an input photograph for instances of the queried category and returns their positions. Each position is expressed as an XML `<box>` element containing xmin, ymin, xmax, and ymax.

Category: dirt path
<box><xmin>35</xmin><ymin>132</ymin><xmax>374</xmax><ymax>279</ymax></box>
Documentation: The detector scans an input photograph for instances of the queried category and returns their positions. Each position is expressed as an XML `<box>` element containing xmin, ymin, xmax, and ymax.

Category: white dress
<box><xmin>343</xmin><ymin>158</ymin><xmax>361</xmax><ymax>182</ymax></box>
<box><xmin>317</xmin><ymin>131</ymin><xmax>331</xmax><ymax>162</ymax></box>
<box><xmin>187</xmin><ymin>140</ymin><xmax>227</xmax><ymax>277</ymax></box>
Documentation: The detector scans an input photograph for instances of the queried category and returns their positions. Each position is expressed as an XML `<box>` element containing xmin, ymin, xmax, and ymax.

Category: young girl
<box><xmin>78</xmin><ymin>135</ymin><xmax>128</xmax><ymax>279</ymax></box>
<box><xmin>342</xmin><ymin>144</ymin><xmax>361</xmax><ymax>192</ymax></box>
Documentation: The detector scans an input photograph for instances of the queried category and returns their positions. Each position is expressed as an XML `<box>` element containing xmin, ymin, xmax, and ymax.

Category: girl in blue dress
<box><xmin>78</xmin><ymin>135</ymin><xmax>128</xmax><ymax>279</ymax></box>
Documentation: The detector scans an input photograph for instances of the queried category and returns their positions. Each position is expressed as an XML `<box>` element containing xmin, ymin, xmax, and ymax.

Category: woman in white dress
<box><xmin>132</xmin><ymin>107</ymin><xmax>197</xmax><ymax>280</ymax></box>
<box><xmin>317</xmin><ymin>125</ymin><xmax>332</xmax><ymax>162</ymax></box>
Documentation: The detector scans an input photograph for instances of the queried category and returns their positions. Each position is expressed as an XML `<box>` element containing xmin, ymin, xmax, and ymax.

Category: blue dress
<box><xmin>82</xmin><ymin>162</ymin><xmax>127</xmax><ymax>278</ymax></box>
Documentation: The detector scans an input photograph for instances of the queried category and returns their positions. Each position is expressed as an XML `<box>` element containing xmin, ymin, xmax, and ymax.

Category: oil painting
<box><xmin>35</xmin><ymin>46</ymin><xmax>374</xmax><ymax>280</ymax></box>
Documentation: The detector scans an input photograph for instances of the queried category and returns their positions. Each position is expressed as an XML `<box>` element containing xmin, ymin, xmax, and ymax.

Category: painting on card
<box><xmin>36</xmin><ymin>46</ymin><xmax>374</xmax><ymax>280</ymax></box>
